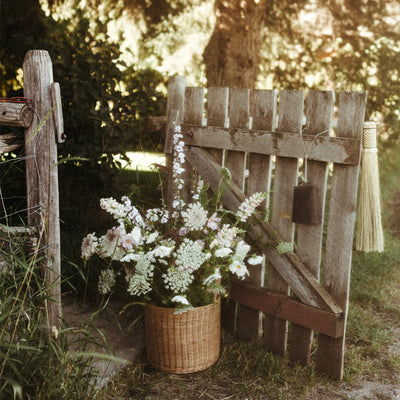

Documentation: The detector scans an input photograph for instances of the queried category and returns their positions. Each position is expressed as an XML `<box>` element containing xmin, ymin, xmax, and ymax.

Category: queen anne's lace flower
<box><xmin>135</xmin><ymin>253</ymin><xmax>155</xmax><ymax>278</ymax></box>
<box><xmin>182</xmin><ymin>203</ymin><xmax>208</xmax><ymax>231</ymax></box>
<box><xmin>163</xmin><ymin>267</ymin><xmax>193</xmax><ymax>293</ymax></box>
<box><xmin>81</xmin><ymin>233</ymin><xmax>98</xmax><ymax>259</ymax></box>
<box><xmin>175</xmin><ymin>238</ymin><xmax>210</xmax><ymax>271</ymax></box>
<box><xmin>128</xmin><ymin>274</ymin><xmax>151</xmax><ymax>296</ymax></box>
<box><xmin>98</xmin><ymin>268</ymin><xmax>115</xmax><ymax>295</ymax></box>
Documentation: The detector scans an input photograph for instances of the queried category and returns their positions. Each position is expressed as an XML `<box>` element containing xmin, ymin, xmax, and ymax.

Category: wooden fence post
<box><xmin>23</xmin><ymin>50</ymin><xmax>61</xmax><ymax>328</ymax></box>
<box><xmin>164</xmin><ymin>76</ymin><xmax>187</xmax><ymax>210</ymax></box>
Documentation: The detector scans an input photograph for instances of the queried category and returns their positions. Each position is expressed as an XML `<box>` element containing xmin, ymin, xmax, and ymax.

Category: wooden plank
<box><xmin>0</xmin><ymin>102</ymin><xmax>34</xmax><ymax>128</ymax></box>
<box><xmin>206</xmin><ymin>87</ymin><xmax>229</xmax><ymax>164</ymax></box>
<box><xmin>230</xmin><ymin>281</ymin><xmax>345</xmax><ymax>338</ymax></box>
<box><xmin>185</xmin><ymin>146</ymin><xmax>343</xmax><ymax>314</ymax></box>
<box><xmin>0</xmin><ymin>133</ymin><xmax>23</xmax><ymax>154</ymax></box>
<box><xmin>182</xmin><ymin>87</ymin><xmax>204</xmax><ymax>201</ymax></box>
<box><xmin>224</xmin><ymin>88</ymin><xmax>249</xmax><ymax>335</ymax></box>
<box><xmin>181</xmin><ymin>125</ymin><xmax>361</xmax><ymax>165</ymax></box>
<box><xmin>264</xmin><ymin>90</ymin><xmax>303</xmax><ymax>355</ymax></box>
<box><xmin>289</xmin><ymin>90</ymin><xmax>335</xmax><ymax>365</ymax></box>
<box><xmin>236</xmin><ymin>89</ymin><xmax>276</xmax><ymax>341</ymax></box>
<box><xmin>23</xmin><ymin>50</ymin><xmax>61</xmax><ymax>328</ymax></box>
<box><xmin>316</xmin><ymin>91</ymin><xmax>366</xmax><ymax>380</ymax></box>
<box><xmin>206</xmin><ymin>87</ymin><xmax>231</xmax><ymax>331</ymax></box>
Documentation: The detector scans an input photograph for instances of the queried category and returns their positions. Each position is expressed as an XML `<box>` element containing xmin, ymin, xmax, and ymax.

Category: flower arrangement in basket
<box><xmin>81</xmin><ymin>126</ymin><xmax>269</xmax><ymax>313</ymax></box>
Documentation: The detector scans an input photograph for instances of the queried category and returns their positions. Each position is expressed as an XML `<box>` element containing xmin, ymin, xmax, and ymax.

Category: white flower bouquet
<box><xmin>81</xmin><ymin>126</ymin><xmax>267</xmax><ymax>312</ymax></box>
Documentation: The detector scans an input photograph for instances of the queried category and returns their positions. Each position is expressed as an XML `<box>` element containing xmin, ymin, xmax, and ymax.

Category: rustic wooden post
<box><xmin>264</xmin><ymin>90</ymin><xmax>303</xmax><ymax>355</ymax></box>
<box><xmin>315</xmin><ymin>91</ymin><xmax>367</xmax><ymax>379</ymax></box>
<box><xmin>236</xmin><ymin>89</ymin><xmax>276</xmax><ymax>341</ymax></box>
<box><xmin>23</xmin><ymin>50</ymin><xmax>61</xmax><ymax>328</ymax></box>
<box><xmin>164</xmin><ymin>76</ymin><xmax>186</xmax><ymax>210</ymax></box>
<box><xmin>288</xmin><ymin>91</ymin><xmax>334</xmax><ymax>364</ymax></box>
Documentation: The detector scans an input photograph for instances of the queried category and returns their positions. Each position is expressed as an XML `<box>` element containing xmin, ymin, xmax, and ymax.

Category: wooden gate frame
<box><xmin>0</xmin><ymin>50</ymin><xmax>64</xmax><ymax>328</ymax></box>
<box><xmin>164</xmin><ymin>76</ymin><xmax>367</xmax><ymax>380</ymax></box>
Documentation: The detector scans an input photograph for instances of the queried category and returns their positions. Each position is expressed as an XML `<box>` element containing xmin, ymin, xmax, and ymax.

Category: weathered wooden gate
<box><xmin>164</xmin><ymin>76</ymin><xmax>367</xmax><ymax>380</ymax></box>
<box><xmin>0</xmin><ymin>50</ymin><xmax>64</xmax><ymax>328</ymax></box>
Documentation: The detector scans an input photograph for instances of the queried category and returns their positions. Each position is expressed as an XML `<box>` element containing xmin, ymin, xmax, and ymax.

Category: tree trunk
<box><xmin>203</xmin><ymin>0</ymin><xmax>267</xmax><ymax>91</ymax></box>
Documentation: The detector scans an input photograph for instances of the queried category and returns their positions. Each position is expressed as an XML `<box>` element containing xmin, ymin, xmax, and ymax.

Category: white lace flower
<box><xmin>203</xmin><ymin>268</ymin><xmax>222</xmax><ymax>285</ymax></box>
<box><xmin>127</xmin><ymin>274</ymin><xmax>151</xmax><ymax>296</ymax></box>
<box><xmin>152</xmin><ymin>245</ymin><xmax>173</xmax><ymax>258</ymax></box>
<box><xmin>121</xmin><ymin>253</ymin><xmax>140</xmax><ymax>262</ymax></box>
<box><xmin>135</xmin><ymin>253</ymin><xmax>155</xmax><ymax>277</ymax></box>
<box><xmin>163</xmin><ymin>267</ymin><xmax>193</xmax><ymax>294</ymax></box>
<box><xmin>248</xmin><ymin>255</ymin><xmax>264</xmax><ymax>265</ymax></box>
<box><xmin>182</xmin><ymin>203</ymin><xmax>208</xmax><ymax>231</ymax></box>
<box><xmin>229</xmin><ymin>260</ymin><xmax>249</xmax><ymax>279</ymax></box>
<box><xmin>171</xmin><ymin>295</ymin><xmax>189</xmax><ymax>305</ymax></box>
<box><xmin>98</xmin><ymin>268</ymin><xmax>115</xmax><ymax>295</ymax></box>
<box><xmin>146</xmin><ymin>231</ymin><xmax>159</xmax><ymax>244</ymax></box>
<box><xmin>81</xmin><ymin>233</ymin><xmax>98</xmax><ymax>259</ymax></box>
<box><xmin>175</xmin><ymin>238</ymin><xmax>209</xmax><ymax>271</ymax></box>
<box><xmin>215</xmin><ymin>247</ymin><xmax>232</xmax><ymax>258</ymax></box>
<box><xmin>234</xmin><ymin>241</ymin><xmax>251</xmax><ymax>262</ymax></box>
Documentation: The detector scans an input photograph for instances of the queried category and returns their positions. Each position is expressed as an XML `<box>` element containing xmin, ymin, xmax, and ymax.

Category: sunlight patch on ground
<box><xmin>114</xmin><ymin>152</ymin><xmax>165</xmax><ymax>171</ymax></box>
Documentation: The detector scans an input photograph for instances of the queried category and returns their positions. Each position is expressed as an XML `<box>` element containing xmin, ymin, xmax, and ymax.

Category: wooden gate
<box><xmin>0</xmin><ymin>50</ymin><xmax>64</xmax><ymax>328</ymax></box>
<box><xmin>164</xmin><ymin>76</ymin><xmax>367</xmax><ymax>380</ymax></box>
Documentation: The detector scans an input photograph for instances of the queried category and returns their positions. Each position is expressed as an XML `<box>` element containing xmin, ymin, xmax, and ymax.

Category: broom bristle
<box><xmin>356</xmin><ymin>122</ymin><xmax>384</xmax><ymax>252</ymax></box>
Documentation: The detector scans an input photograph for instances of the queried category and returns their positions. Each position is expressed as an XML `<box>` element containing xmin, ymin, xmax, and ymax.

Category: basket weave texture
<box><xmin>145</xmin><ymin>302</ymin><xmax>221</xmax><ymax>373</ymax></box>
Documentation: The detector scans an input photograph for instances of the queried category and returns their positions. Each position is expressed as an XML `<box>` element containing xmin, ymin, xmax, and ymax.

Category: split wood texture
<box><xmin>23</xmin><ymin>50</ymin><xmax>62</xmax><ymax>328</ymax></box>
<box><xmin>164</xmin><ymin>77</ymin><xmax>367</xmax><ymax>380</ymax></box>
<box><xmin>0</xmin><ymin>50</ymin><xmax>62</xmax><ymax>328</ymax></box>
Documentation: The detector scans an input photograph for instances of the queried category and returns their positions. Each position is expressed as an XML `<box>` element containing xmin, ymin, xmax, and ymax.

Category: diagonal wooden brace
<box><xmin>185</xmin><ymin>146</ymin><xmax>343</xmax><ymax>315</ymax></box>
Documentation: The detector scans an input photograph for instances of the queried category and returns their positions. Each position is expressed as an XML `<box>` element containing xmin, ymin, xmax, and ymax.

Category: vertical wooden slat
<box><xmin>206</xmin><ymin>87</ymin><xmax>231</xmax><ymax>332</ymax></box>
<box><xmin>182</xmin><ymin>87</ymin><xmax>205</xmax><ymax>200</ymax></box>
<box><xmin>264</xmin><ymin>90</ymin><xmax>303</xmax><ymax>355</ymax></box>
<box><xmin>289</xmin><ymin>91</ymin><xmax>335</xmax><ymax>364</ymax></box>
<box><xmin>316</xmin><ymin>91</ymin><xmax>366</xmax><ymax>379</ymax></box>
<box><xmin>206</xmin><ymin>87</ymin><xmax>229</xmax><ymax>165</ymax></box>
<box><xmin>225</xmin><ymin>88</ymin><xmax>250</xmax><ymax>335</ymax></box>
<box><xmin>236</xmin><ymin>90</ymin><xmax>276</xmax><ymax>341</ymax></box>
<box><xmin>164</xmin><ymin>76</ymin><xmax>187</xmax><ymax>210</ymax></box>
<box><xmin>23</xmin><ymin>50</ymin><xmax>61</xmax><ymax>328</ymax></box>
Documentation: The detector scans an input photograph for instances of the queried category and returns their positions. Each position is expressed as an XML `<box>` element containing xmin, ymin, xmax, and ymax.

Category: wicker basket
<box><xmin>144</xmin><ymin>302</ymin><xmax>221</xmax><ymax>373</ymax></box>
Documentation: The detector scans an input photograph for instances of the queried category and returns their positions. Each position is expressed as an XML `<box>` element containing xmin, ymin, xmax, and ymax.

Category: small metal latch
<box><xmin>51</xmin><ymin>82</ymin><xmax>66</xmax><ymax>143</ymax></box>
